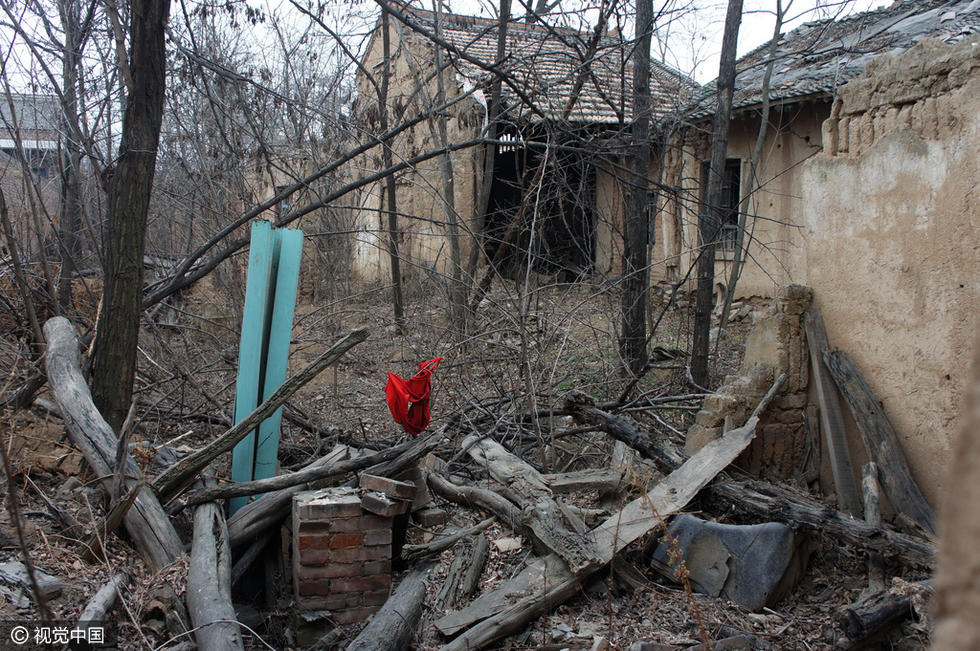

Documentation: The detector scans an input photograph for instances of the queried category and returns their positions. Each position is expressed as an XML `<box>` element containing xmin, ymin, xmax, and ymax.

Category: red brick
<box><xmin>359</xmin><ymin>474</ymin><xmax>417</xmax><ymax>501</ymax></box>
<box><xmin>330</xmin><ymin>606</ymin><xmax>382</xmax><ymax>625</ymax></box>
<box><xmin>294</xmin><ymin>562</ymin><xmax>361</xmax><ymax>580</ymax></box>
<box><xmin>362</xmin><ymin>529</ymin><xmax>392</xmax><ymax>546</ymax></box>
<box><xmin>328</xmin><ymin>574</ymin><xmax>390</xmax><ymax>594</ymax></box>
<box><xmin>299</xmin><ymin>544</ymin><xmax>390</xmax><ymax>565</ymax></box>
<box><xmin>323</xmin><ymin>514</ymin><xmax>392</xmax><ymax>533</ymax></box>
<box><xmin>362</xmin><ymin>560</ymin><xmax>392</xmax><ymax>575</ymax></box>
<box><xmin>295</xmin><ymin>533</ymin><xmax>361</xmax><ymax>550</ymax></box>
<box><xmin>361</xmin><ymin>491</ymin><xmax>410</xmax><ymax>518</ymax></box>
<box><xmin>296</xmin><ymin>592</ymin><xmax>362</xmax><ymax>610</ymax></box>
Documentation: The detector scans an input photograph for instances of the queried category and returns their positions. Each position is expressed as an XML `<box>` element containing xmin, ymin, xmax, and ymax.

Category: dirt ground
<box><xmin>0</xmin><ymin>276</ymin><xmax>933</xmax><ymax>649</ymax></box>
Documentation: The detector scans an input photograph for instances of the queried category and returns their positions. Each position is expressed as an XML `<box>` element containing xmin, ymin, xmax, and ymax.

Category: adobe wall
<box><xmin>351</xmin><ymin>22</ymin><xmax>484</xmax><ymax>284</ymax></box>
<box><xmin>653</xmin><ymin>104</ymin><xmax>827</xmax><ymax>300</ymax></box>
<box><xmin>799</xmin><ymin>36</ymin><xmax>980</xmax><ymax>504</ymax></box>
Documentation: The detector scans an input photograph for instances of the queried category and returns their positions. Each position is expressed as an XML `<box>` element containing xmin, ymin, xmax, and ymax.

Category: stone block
<box><xmin>651</xmin><ymin>514</ymin><xmax>805</xmax><ymax>611</ymax></box>
<box><xmin>359</xmin><ymin>473</ymin><xmax>418</xmax><ymax>502</ymax></box>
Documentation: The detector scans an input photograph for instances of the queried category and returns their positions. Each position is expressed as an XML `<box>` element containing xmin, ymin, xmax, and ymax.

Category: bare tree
<box><xmin>690</xmin><ymin>0</ymin><xmax>743</xmax><ymax>388</ymax></box>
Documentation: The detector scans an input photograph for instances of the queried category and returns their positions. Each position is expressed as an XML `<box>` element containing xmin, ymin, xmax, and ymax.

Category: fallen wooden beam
<box><xmin>434</xmin><ymin>375</ymin><xmax>785</xmax><ymax>649</ymax></box>
<box><xmin>541</xmin><ymin>468</ymin><xmax>624</xmax><ymax>494</ymax></box>
<box><xmin>824</xmin><ymin>348</ymin><xmax>936</xmax><ymax>534</ymax></box>
<box><xmin>804</xmin><ymin>309</ymin><xmax>861</xmax><ymax>516</ymax></box>
<box><xmin>153</xmin><ymin>327</ymin><xmax>369</xmax><ymax>503</ymax></box>
<box><xmin>346</xmin><ymin>565</ymin><xmax>431</xmax><ymax>651</ymax></box>
<box><xmin>566</xmin><ymin>391</ymin><xmax>934</xmax><ymax>569</ymax></box>
<box><xmin>77</xmin><ymin>573</ymin><xmax>128</xmax><ymax>633</ymax></box>
<box><xmin>43</xmin><ymin>317</ymin><xmax>184</xmax><ymax>572</ymax></box>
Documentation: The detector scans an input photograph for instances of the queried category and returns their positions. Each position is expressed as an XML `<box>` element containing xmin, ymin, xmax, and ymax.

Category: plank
<box><xmin>824</xmin><ymin>348</ymin><xmax>936</xmax><ymax>534</ymax></box>
<box><xmin>803</xmin><ymin>309</ymin><xmax>862</xmax><ymax>516</ymax></box>
<box><xmin>254</xmin><ymin>227</ymin><xmax>303</xmax><ymax>488</ymax></box>
<box><xmin>435</xmin><ymin>375</ymin><xmax>785</xmax><ymax>644</ymax></box>
<box><xmin>231</xmin><ymin>220</ymin><xmax>276</xmax><ymax>514</ymax></box>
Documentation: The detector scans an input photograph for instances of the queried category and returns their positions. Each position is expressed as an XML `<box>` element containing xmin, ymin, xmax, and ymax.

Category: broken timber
<box><xmin>804</xmin><ymin>309</ymin><xmax>862</xmax><ymax>516</ymax></box>
<box><xmin>346</xmin><ymin>565</ymin><xmax>432</xmax><ymax>651</ymax></box>
<box><xmin>434</xmin><ymin>375</ymin><xmax>786</xmax><ymax>650</ymax></box>
<box><xmin>462</xmin><ymin>433</ymin><xmax>601</xmax><ymax>572</ymax></box>
<box><xmin>566</xmin><ymin>386</ymin><xmax>934</xmax><ymax>569</ymax></box>
<box><xmin>824</xmin><ymin>348</ymin><xmax>937</xmax><ymax>534</ymax></box>
<box><xmin>43</xmin><ymin>317</ymin><xmax>184</xmax><ymax>572</ymax></box>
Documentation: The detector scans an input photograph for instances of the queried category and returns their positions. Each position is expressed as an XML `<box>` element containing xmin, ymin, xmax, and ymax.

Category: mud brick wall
<box><xmin>822</xmin><ymin>36</ymin><xmax>980</xmax><ymax>157</ymax></box>
<box><xmin>292</xmin><ymin>487</ymin><xmax>393</xmax><ymax>624</ymax></box>
<box><xmin>687</xmin><ymin>284</ymin><xmax>813</xmax><ymax>481</ymax></box>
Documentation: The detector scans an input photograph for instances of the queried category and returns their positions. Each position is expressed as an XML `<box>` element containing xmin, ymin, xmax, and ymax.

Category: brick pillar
<box><xmin>292</xmin><ymin>486</ymin><xmax>393</xmax><ymax>625</ymax></box>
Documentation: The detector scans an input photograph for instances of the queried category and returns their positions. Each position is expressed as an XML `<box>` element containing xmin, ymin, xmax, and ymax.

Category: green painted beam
<box><xmin>253</xmin><ymin>227</ymin><xmax>303</xmax><ymax>487</ymax></box>
<box><xmin>230</xmin><ymin>220</ymin><xmax>276</xmax><ymax>515</ymax></box>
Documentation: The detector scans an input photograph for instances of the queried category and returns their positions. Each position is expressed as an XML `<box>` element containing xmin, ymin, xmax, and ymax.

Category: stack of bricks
<box><xmin>292</xmin><ymin>475</ymin><xmax>417</xmax><ymax>626</ymax></box>
<box><xmin>292</xmin><ymin>486</ymin><xmax>394</xmax><ymax>624</ymax></box>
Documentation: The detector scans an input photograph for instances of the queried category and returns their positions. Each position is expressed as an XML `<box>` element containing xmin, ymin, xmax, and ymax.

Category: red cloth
<box><xmin>384</xmin><ymin>357</ymin><xmax>442</xmax><ymax>435</ymax></box>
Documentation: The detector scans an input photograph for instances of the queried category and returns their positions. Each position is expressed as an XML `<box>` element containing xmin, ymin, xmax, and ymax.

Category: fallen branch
<box><xmin>435</xmin><ymin>376</ymin><xmax>785</xmax><ymax>648</ymax></box>
<box><xmin>43</xmin><ymin>317</ymin><xmax>183</xmax><ymax>571</ymax></box>
<box><xmin>839</xmin><ymin>579</ymin><xmax>933</xmax><ymax>641</ymax></box>
<box><xmin>77</xmin><ymin>573</ymin><xmax>128</xmax><ymax>631</ymax></box>
<box><xmin>80</xmin><ymin>481</ymin><xmax>143</xmax><ymax>562</ymax></box>
<box><xmin>402</xmin><ymin>517</ymin><xmax>496</xmax><ymax>562</ymax></box>
<box><xmin>153</xmin><ymin>327</ymin><xmax>368</xmax><ymax>503</ymax></box>
<box><xmin>425</xmin><ymin>472</ymin><xmax>526</xmax><ymax>536</ymax></box>
<box><xmin>346</xmin><ymin>565</ymin><xmax>432</xmax><ymax>651</ymax></box>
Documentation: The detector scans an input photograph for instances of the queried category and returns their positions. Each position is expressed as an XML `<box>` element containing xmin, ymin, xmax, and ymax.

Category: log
<box><xmin>460</xmin><ymin>534</ymin><xmax>489</xmax><ymax>598</ymax></box>
<box><xmin>541</xmin><ymin>469</ymin><xmax>624</xmax><ymax>494</ymax></box>
<box><xmin>862</xmin><ymin>462</ymin><xmax>886</xmax><ymax>592</ymax></box>
<box><xmin>43</xmin><ymin>317</ymin><xmax>183</xmax><ymax>572</ymax></box>
<box><xmin>153</xmin><ymin>327</ymin><xmax>369</xmax><ymax>502</ymax></box>
<box><xmin>187</xmin><ymin>497</ymin><xmax>244</xmax><ymax>650</ymax></box>
<box><xmin>435</xmin><ymin>377</ymin><xmax>783</xmax><ymax>648</ymax></box>
<box><xmin>78</xmin><ymin>573</ymin><xmax>127</xmax><ymax>629</ymax></box>
<box><xmin>824</xmin><ymin>348</ymin><xmax>936</xmax><ymax>534</ymax></box>
<box><xmin>803</xmin><ymin>309</ymin><xmax>861</xmax><ymax>516</ymax></box>
<box><xmin>839</xmin><ymin>579</ymin><xmax>932</xmax><ymax>641</ymax></box>
<box><xmin>566</xmin><ymin>394</ymin><xmax>934</xmax><ymax>569</ymax></box>
<box><xmin>346</xmin><ymin>565</ymin><xmax>431</xmax><ymax>651</ymax></box>
<box><xmin>462</xmin><ymin>434</ymin><xmax>601</xmax><ymax>572</ymax></box>
<box><xmin>425</xmin><ymin>472</ymin><xmax>526</xmax><ymax>536</ymax></box>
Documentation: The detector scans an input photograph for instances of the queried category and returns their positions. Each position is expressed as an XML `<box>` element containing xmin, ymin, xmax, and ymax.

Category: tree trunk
<box><xmin>690</xmin><ymin>0</ymin><xmax>743</xmax><ymax>387</ymax></box>
<box><xmin>91</xmin><ymin>0</ymin><xmax>171</xmax><ymax>433</ymax></box>
<box><xmin>379</xmin><ymin>8</ymin><xmax>405</xmax><ymax>332</ymax></box>
<box><xmin>619</xmin><ymin>0</ymin><xmax>653</xmax><ymax>377</ymax></box>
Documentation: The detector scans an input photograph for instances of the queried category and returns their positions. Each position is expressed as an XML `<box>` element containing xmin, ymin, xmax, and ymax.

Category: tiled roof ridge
<box><xmin>397</xmin><ymin>4</ymin><xmax>696</xmax><ymax>87</ymax></box>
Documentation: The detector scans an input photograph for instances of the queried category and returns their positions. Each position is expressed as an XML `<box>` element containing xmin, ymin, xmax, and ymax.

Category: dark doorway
<box><xmin>484</xmin><ymin>129</ymin><xmax>596</xmax><ymax>279</ymax></box>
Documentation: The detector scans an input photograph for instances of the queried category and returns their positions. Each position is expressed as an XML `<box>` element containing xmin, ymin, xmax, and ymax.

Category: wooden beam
<box><xmin>824</xmin><ymin>349</ymin><xmax>936</xmax><ymax>534</ymax></box>
<box><xmin>804</xmin><ymin>308</ymin><xmax>862</xmax><ymax>516</ymax></box>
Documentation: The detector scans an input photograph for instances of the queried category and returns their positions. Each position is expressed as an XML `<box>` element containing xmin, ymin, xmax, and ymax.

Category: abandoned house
<box><xmin>0</xmin><ymin>93</ymin><xmax>62</xmax><ymax>258</ymax></box>
<box><xmin>350</xmin><ymin>0</ymin><xmax>978</xmax><ymax>509</ymax></box>
<box><xmin>350</xmin><ymin>6</ymin><xmax>697</xmax><ymax>284</ymax></box>
<box><xmin>656</xmin><ymin>0</ymin><xmax>979</xmax><ymax>505</ymax></box>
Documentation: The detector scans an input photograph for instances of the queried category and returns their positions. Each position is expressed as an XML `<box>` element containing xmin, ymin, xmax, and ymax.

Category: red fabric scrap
<box><xmin>384</xmin><ymin>357</ymin><xmax>442</xmax><ymax>435</ymax></box>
